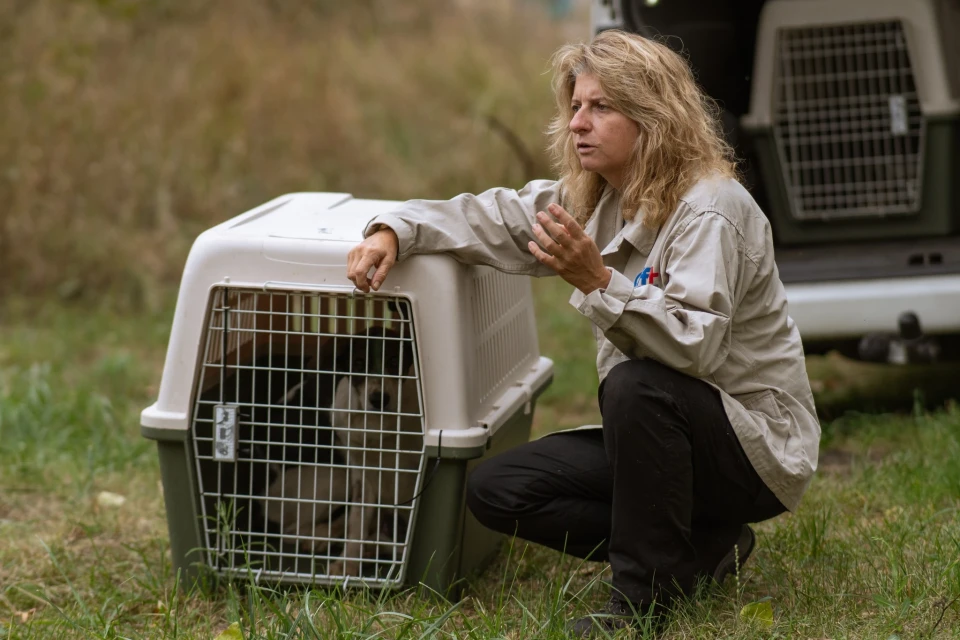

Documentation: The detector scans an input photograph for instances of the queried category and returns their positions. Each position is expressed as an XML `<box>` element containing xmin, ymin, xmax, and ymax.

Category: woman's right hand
<box><xmin>346</xmin><ymin>227</ymin><xmax>400</xmax><ymax>292</ymax></box>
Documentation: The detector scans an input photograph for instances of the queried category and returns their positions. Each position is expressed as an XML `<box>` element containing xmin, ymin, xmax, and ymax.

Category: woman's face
<box><xmin>569</xmin><ymin>73</ymin><xmax>639</xmax><ymax>190</ymax></box>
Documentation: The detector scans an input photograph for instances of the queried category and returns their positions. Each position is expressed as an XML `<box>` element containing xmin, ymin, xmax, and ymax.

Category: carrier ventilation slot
<box><xmin>471</xmin><ymin>268</ymin><xmax>538</xmax><ymax>407</ymax></box>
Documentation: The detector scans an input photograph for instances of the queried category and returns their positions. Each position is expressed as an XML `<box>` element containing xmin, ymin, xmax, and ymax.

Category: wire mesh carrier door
<box><xmin>772</xmin><ymin>19</ymin><xmax>924</xmax><ymax>220</ymax></box>
<box><xmin>191</xmin><ymin>286</ymin><xmax>425</xmax><ymax>586</ymax></box>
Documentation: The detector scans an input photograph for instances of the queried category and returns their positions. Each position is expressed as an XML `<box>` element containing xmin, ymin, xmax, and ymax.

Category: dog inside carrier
<box><xmin>191</xmin><ymin>286</ymin><xmax>426</xmax><ymax>586</ymax></box>
<box><xmin>142</xmin><ymin>193</ymin><xmax>554</xmax><ymax>592</ymax></box>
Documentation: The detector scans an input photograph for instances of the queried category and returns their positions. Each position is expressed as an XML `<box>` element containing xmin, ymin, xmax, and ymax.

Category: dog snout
<box><xmin>368</xmin><ymin>390</ymin><xmax>391</xmax><ymax>410</ymax></box>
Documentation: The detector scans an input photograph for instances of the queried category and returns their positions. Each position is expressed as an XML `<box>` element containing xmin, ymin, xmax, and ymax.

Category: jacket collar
<box><xmin>582</xmin><ymin>186</ymin><xmax>610</xmax><ymax>242</ymax></box>
<box><xmin>592</xmin><ymin>187</ymin><xmax>659</xmax><ymax>256</ymax></box>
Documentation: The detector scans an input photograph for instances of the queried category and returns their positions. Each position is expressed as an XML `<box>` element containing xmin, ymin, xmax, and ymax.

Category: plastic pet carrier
<box><xmin>141</xmin><ymin>193</ymin><xmax>553</xmax><ymax>592</ymax></box>
<box><xmin>742</xmin><ymin>0</ymin><xmax>960</xmax><ymax>245</ymax></box>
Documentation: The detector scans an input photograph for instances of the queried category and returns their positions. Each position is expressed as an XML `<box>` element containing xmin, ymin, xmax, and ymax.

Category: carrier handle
<box><xmin>261</xmin><ymin>281</ymin><xmax>363</xmax><ymax>295</ymax></box>
<box><xmin>477</xmin><ymin>356</ymin><xmax>554</xmax><ymax>433</ymax></box>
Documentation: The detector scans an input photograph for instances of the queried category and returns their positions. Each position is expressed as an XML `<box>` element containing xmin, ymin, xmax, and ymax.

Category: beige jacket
<box><xmin>365</xmin><ymin>177</ymin><xmax>819</xmax><ymax>511</ymax></box>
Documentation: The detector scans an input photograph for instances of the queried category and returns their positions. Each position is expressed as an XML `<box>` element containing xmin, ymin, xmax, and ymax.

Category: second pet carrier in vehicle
<box><xmin>140</xmin><ymin>192</ymin><xmax>554</xmax><ymax>592</ymax></box>
<box><xmin>742</xmin><ymin>0</ymin><xmax>960</xmax><ymax>245</ymax></box>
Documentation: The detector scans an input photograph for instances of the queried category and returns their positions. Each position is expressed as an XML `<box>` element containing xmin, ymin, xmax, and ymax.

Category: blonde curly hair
<box><xmin>547</xmin><ymin>30</ymin><xmax>738</xmax><ymax>228</ymax></box>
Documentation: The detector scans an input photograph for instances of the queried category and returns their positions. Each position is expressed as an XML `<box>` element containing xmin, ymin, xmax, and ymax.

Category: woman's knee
<box><xmin>602</xmin><ymin>358</ymin><xmax>675</xmax><ymax>409</ymax></box>
<box><xmin>465</xmin><ymin>454</ymin><xmax>517</xmax><ymax>529</ymax></box>
<box><xmin>600</xmin><ymin>359</ymin><xmax>694</xmax><ymax>452</ymax></box>
<box><xmin>466</xmin><ymin>433</ymin><xmax>609</xmax><ymax>533</ymax></box>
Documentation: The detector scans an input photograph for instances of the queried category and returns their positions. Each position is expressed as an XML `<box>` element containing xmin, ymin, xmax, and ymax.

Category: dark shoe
<box><xmin>566</xmin><ymin>595</ymin><xmax>641</xmax><ymax>638</ymax></box>
<box><xmin>712</xmin><ymin>524</ymin><xmax>755</xmax><ymax>585</ymax></box>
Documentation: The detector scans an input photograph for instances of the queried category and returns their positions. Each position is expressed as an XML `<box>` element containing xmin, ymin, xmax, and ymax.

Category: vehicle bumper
<box><xmin>785</xmin><ymin>273</ymin><xmax>960</xmax><ymax>340</ymax></box>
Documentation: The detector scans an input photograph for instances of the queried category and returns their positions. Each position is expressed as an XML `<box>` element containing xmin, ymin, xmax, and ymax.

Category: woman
<box><xmin>347</xmin><ymin>30</ymin><xmax>819</xmax><ymax>636</ymax></box>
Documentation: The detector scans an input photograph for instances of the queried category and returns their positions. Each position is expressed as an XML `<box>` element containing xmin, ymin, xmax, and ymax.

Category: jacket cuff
<box><xmin>570</xmin><ymin>268</ymin><xmax>634</xmax><ymax>331</ymax></box>
<box><xmin>363</xmin><ymin>213</ymin><xmax>416</xmax><ymax>261</ymax></box>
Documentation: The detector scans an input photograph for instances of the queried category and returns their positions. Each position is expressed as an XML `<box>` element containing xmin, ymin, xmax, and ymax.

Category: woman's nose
<box><xmin>570</xmin><ymin>110</ymin><xmax>589</xmax><ymax>133</ymax></box>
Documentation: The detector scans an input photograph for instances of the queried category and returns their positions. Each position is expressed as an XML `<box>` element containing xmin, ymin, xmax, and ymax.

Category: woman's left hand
<box><xmin>528</xmin><ymin>203</ymin><xmax>612</xmax><ymax>294</ymax></box>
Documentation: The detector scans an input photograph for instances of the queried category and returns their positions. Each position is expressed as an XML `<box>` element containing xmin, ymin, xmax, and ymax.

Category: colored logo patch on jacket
<box><xmin>634</xmin><ymin>267</ymin><xmax>660</xmax><ymax>286</ymax></box>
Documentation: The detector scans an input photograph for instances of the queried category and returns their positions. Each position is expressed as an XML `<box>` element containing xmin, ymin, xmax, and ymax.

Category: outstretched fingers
<box><xmin>535</xmin><ymin>210</ymin><xmax>569</xmax><ymax>248</ymax></box>
<box><xmin>547</xmin><ymin>203</ymin><xmax>585</xmax><ymax>239</ymax></box>
<box><xmin>532</xmin><ymin>220</ymin><xmax>564</xmax><ymax>255</ymax></box>
<box><xmin>527</xmin><ymin>240</ymin><xmax>560</xmax><ymax>271</ymax></box>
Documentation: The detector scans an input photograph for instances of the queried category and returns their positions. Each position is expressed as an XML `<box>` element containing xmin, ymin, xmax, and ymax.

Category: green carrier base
<box><xmin>145</xmin><ymin>403</ymin><xmax>538</xmax><ymax>599</ymax></box>
<box><xmin>750</xmin><ymin>117</ymin><xmax>960</xmax><ymax>246</ymax></box>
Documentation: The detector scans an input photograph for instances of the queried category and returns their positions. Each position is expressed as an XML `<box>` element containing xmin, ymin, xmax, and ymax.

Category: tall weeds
<box><xmin>1</xmin><ymin>0</ymin><xmax>577</xmax><ymax>303</ymax></box>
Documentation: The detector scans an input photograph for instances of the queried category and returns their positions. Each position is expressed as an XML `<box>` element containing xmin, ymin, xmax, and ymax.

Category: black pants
<box><xmin>465</xmin><ymin>358</ymin><xmax>786</xmax><ymax>606</ymax></box>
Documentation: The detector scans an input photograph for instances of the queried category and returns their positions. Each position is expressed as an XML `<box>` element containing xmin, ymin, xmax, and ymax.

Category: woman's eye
<box><xmin>571</xmin><ymin>104</ymin><xmax>580</xmax><ymax>112</ymax></box>
<box><xmin>597</xmin><ymin>103</ymin><xmax>609</xmax><ymax>112</ymax></box>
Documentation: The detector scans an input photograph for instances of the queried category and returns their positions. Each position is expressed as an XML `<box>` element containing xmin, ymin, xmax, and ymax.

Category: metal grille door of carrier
<box><xmin>190</xmin><ymin>287</ymin><xmax>425</xmax><ymax>587</ymax></box>
<box><xmin>773</xmin><ymin>20</ymin><xmax>925</xmax><ymax>220</ymax></box>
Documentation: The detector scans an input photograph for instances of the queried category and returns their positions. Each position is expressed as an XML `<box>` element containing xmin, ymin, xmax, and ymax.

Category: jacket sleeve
<box><xmin>363</xmin><ymin>179</ymin><xmax>562</xmax><ymax>277</ymax></box>
<box><xmin>571</xmin><ymin>210</ymin><xmax>750</xmax><ymax>378</ymax></box>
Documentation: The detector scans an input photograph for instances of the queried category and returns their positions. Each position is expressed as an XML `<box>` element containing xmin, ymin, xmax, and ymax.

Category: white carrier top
<box><xmin>141</xmin><ymin>193</ymin><xmax>554</xmax><ymax>453</ymax></box>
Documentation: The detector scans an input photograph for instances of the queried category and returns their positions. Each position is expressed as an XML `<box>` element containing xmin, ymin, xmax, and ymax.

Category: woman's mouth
<box><xmin>577</xmin><ymin>143</ymin><xmax>595</xmax><ymax>153</ymax></box>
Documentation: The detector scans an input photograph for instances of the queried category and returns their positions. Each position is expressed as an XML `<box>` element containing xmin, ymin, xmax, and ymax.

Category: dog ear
<box><xmin>402</xmin><ymin>341</ymin><xmax>416</xmax><ymax>376</ymax></box>
<box><xmin>267</xmin><ymin>461</ymin><xmax>282</xmax><ymax>483</ymax></box>
<box><xmin>333</xmin><ymin>341</ymin><xmax>348</xmax><ymax>373</ymax></box>
<box><xmin>388</xmin><ymin>300</ymin><xmax>409</xmax><ymax>321</ymax></box>
<box><xmin>332</xmin><ymin>335</ymin><xmax>359</xmax><ymax>375</ymax></box>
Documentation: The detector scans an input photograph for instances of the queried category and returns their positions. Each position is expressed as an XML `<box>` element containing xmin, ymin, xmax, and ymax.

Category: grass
<box><xmin>5</xmin><ymin>1</ymin><xmax>960</xmax><ymax>636</ymax></box>
<box><xmin>4</xmin><ymin>282</ymin><xmax>960</xmax><ymax>639</ymax></box>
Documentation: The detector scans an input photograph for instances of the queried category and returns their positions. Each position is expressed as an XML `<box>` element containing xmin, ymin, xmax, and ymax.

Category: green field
<box><xmin>4</xmin><ymin>283</ymin><xmax>960</xmax><ymax>638</ymax></box>
<box><xmin>5</xmin><ymin>1</ymin><xmax>960</xmax><ymax>637</ymax></box>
